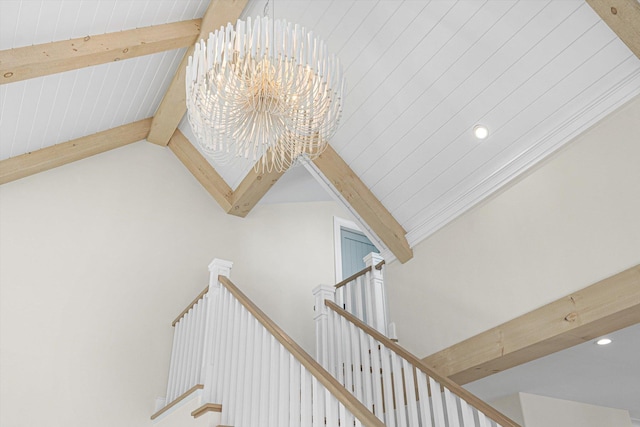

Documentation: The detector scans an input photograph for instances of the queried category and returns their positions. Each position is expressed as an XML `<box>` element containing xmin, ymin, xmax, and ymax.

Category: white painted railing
<box><xmin>324</xmin><ymin>300</ymin><xmax>520</xmax><ymax>427</ymax></box>
<box><xmin>164</xmin><ymin>289</ymin><xmax>210</xmax><ymax>404</ymax></box>
<box><xmin>316</xmin><ymin>252</ymin><xmax>396</xmax><ymax>368</ymax></box>
<box><xmin>156</xmin><ymin>259</ymin><xmax>384</xmax><ymax>427</ymax></box>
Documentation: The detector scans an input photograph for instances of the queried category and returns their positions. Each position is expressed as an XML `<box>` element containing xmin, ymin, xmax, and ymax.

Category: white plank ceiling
<box><xmin>1</xmin><ymin>0</ymin><xmax>639</xmax><ymax>250</ymax></box>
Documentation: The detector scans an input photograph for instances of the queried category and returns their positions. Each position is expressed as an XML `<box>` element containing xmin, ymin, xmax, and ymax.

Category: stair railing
<box><xmin>154</xmin><ymin>258</ymin><xmax>385</xmax><ymax>427</ymax></box>
<box><xmin>316</xmin><ymin>253</ymin><xmax>396</xmax><ymax>368</ymax></box>
<box><xmin>324</xmin><ymin>300</ymin><xmax>521</xmax><ymax>427</ymax></box>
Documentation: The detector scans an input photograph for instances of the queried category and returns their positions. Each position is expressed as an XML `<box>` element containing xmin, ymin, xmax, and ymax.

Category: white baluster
<box><xmin>460</xmin><ymin>399</ymin><xmax>476</xmax><ymax>427</ymax></box>
<box><xmin>341</xmin><ymin>316</ymin><xmax>354</xmax><ymax>395</ymax></box>
<box><xmin>391</xmin><ymin>352</ymin><xmax>407</xmax><ymax>427</ymax></box>
<box><xmin>268</xmin><ymin>338</ymin><xmax>280</xmax><ymax>426</ymax></box>
<box><xmin>369</xmin><ymin>335</ymin><xmax>384</xmax><ymax>420</ymax></box>
<box><xmin>416</xmin><ymin>371</ymin><xmax>433</xmax><ymax>427</ymax></box>
<box><xmin>240</xmin><ymin>311</ymin><xmax>255</xmax><ymax>427</ymax></box>
<box><xmin>349</xmin><ymin>322</ymin><xmax>364</xmax><ymax>402</ymax></box>
<box><xmin>259</xmin><ymin>327</ymin><xmax>270</xmax><ymax>422</ymax></box>
<box><xmin>300</xmin><ymin>368</ymin><xmax>312</xmax><ymax>427</ymax></box>
<box><xmin>354</xmin><ymin>275</ymin><xmax>364</xmax><ymax>321</ymax></box>
<box><xmin>444</xmin><ymin>387</ymin><xmax>462</xmax><ymax>427</ymax></box>
<box><xmin>177</xmin><ymin>309</ymin><xmax>191</xmax><ymax>397</ymax></box>
<box><xmin>358</xmin><ymin>328</ymin><xmax>374</xmax><ymax>412</ymax></box>
<box><xmin>249</xmin><ymin>318</ymin><xmax>262</xmax><ymax>426</ymax></box>
<box><xmin>429</xmin><ymin>377</ymin><xmax>446</xmax><ymax>427</ymax></box>
<box><xmin>312</xmin><ymin>376</ymin><xmax>324</xmax><ymax>427</ymax></box>
<box><xmin>278</xmin><ymin>345</ymin><xmax>290</xmax><ymax>427</ymax></box>
<box><xmin>380</xmin><ymin>344</ymin><xmax>396</xmax><ymax>427</ymax></box>
<box><xmin>289</xmin><ymin>357</ymin><xmax>302</xmax><ymax>426</ymax></box>
<box><xmin>402</xmin><ymin>359</ymin><xmax>420</xmax><ymax>427</ymax></box>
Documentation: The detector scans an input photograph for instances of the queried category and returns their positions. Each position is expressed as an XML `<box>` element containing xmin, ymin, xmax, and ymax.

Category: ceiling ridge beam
<box><xmin>0</xmin><ymin>19</ymin><xmax>202</xmax><ymax>85</ymax></box>
<box><xmin>312</xmin><ymin>145</ymin><xmax>413</xmax><ymax>263</ymax></box>
<box><xmin>146</xmin><ymin>0</ymin><xmax>249</xmax><ymax>146</ymax></box>
<box><xmin>168</xmin><ymin>130</ymin><xmax>233</xmax><ymax>212</ymax></box>
<box><xmin>0</xmin><ymin>118</ymin><xmax>152</xmax><ymax>184</ymax></box>
<box><xmin>423</xmin><ymin>263</ymin><xmax>640</xmax><ymax>385</ymax></box>
<box><xmin>586</xmin><ymin>0</ymin><xmax>640</xmax><ymax>59</ymax></box>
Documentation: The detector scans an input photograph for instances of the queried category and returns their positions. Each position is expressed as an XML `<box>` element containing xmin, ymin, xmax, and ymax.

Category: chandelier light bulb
<box><xmin>473</xmin><ymin>124</ymin><xmax>489</xmax><ymax>140</ymax></box>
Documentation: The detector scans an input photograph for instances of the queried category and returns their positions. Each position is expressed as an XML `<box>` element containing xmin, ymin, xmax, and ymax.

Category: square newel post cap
<box><xmin>312</xmin><ymin>284</ymin><xmax>336</xmax><ymax>297</ymax></box>
<box><xmin>313</xmin><ymin>284</ymin><xmax>335</xmax><ymax>318</ymax></box>
<box><xmin>208</xmin><ymin>258</ymin><xmax>233</xmax><ymax>287</ymax></box>
<box><xmin>363</xmin><ymin>252</ymin><xmax>384</xmax><ymax>268</ymax></box>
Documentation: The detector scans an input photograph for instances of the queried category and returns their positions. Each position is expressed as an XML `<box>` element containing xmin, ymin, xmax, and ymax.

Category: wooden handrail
<box><xmin>335</xmin><ymin>266</ymin><xmax>371</xmax><ymax>289</ymax></box>
<box><xmin>335</xmin><ymin>260</ymin><xmax>386</xmax><ymax>289</ymax></box>
<box><xmin>217</xmin><ymin>275</ymin><xmax>385</xmax><ymax>427</ymax></box>
<box><xmin>325</xmin><ymin>300</ymin><xmax>522</xmax><ymax>427</ymax></box>
<box><xmin>172</xmin><ymin>285</ymin><xmax>209</xmax><ymax>327</ymax></box>
<box><xmin>150</xmin><ymin>384</ymin><xmax>204</xmax><ymax>420</ymax></box>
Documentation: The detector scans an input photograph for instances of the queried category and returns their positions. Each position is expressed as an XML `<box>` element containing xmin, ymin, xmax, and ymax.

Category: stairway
<box><xmin>151</xmin><ymin>258</ymin><xmax>520</xmax><ymax>427</ymax></box>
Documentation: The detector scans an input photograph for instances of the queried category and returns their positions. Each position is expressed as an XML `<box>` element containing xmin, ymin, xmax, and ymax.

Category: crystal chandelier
<box><xmin>185</xmin><ymin>13</ymin><xmax>345</xmax><ymax>172</ymax></box>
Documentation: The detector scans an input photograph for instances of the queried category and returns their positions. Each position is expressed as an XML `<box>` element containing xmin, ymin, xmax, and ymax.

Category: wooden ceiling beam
<box><xmin>586</xmin><ymin>0</ymin><xmax>640</xmax><ymax>59</ymax></box>
<box><xmin>168</xmin><ymin>130</ymin><xmax>233</xmax><ymax>212</ymax></box>
<box><xmin>0</xmin><ymin>118</ymin><xmax>152</xmax><ymax>184</ymax></box>
<box><xmin>146</xmin><ymin>0</ymin><xmax>249</xmax><ymax>146</ymax></box>
<box><xmin>227</xmin><ymin>155</ymin><xmax>285</xmax><ymax>218</ymax></box>
<box><xmin>312</xmin><ymin>145</ymin><xmax>413</xmax><ymax>263</ymax></box>
<box><xmin>0</xmin><ymin>20</ymin><xmax>202</xmax><ymax>85</ymax></box>
<box><xmin>423</xmin><ymin>264</ymin><xmax>640</xmax><ymax>385</ymax></box>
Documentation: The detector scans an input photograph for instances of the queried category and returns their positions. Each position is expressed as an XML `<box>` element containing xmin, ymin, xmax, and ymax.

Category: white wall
<box><xmin>518</xmin><ymin>393</ymin><xmax>632</xmax><ymax>427</ymax></box>
<box><xmin>489</xmin><ymin>394</ymin><xmax>525</xmax><ymax>426</ymax></box>
<box><xmin>0</xmin><ymin>141</ymin><xmax>350</xmax><ymax>427</ymax></box>
<box><xmin>385</xmin><ymin>96</ymin><xmax>640</xmax><ymax>357</ymax></box>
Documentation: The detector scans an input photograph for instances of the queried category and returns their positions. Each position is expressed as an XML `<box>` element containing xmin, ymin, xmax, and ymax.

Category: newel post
<box><xmin>364</xmin><ymin>252</ymin><xmax>389</xmax><ymax>336</ymax></box>
<box><xmin>201</xmin><ymin>258</ymin><xmax>233</xmax><ymax>403</ymax></box>
<box><xmin>313</xmin><ymin>284</ymin><xmax>335</xmax><ymax>369</ymax></box>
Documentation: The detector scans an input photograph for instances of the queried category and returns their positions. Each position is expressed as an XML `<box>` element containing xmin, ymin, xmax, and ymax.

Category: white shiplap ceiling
<box><xmin>1</xmin><ymin>0</ymin><xmax>639</xmax><ymax>253</ymax></box>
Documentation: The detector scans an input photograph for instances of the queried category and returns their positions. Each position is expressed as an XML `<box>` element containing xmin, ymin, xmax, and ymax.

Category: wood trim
<box><xmin>312</xmin><ymin>145</ymin><xmax>413</xmax><ymax>263</ymax></box>
<box><xmin>586</xmin><ymin>0</ymin><xmax>640</xmax><ymax>59</ymax></box>
<box><xmin>325</xmin><ymin>300</ymin><xmax>521</xmax><ymax>427</ymax></box>
<box><xmin>374</xmin><ymin>260</ymin><xmax>385</xmax><ymax>270</ymax></box>
<box><xmin>0</xmin><ymin>20</ymin><xmax>202</xmax><ymax>84</ymax></box>
<box><xmin>168</xmin><ymin>130</ymin><xmax>233</xmax><ymax>212</ymax></box>
<box><xmin>217</xmin><ymin>275</ymin><xmax>385</xmax><ymax>427</ymax></box>
<box><xmin>172</xmin><ymin>285</ymin><xmax>209</xmax><ymax>327</ymax></box>
<box><xmin>150</xmin><ymin>384</ymin><xmax>204</xmax><ymax>420</ymax></box>
<box><xmin>147</xmin><ymin>0</ymin><xmax>249</xmax><ymax>146</ymax></box>
<box><xmin>227</xmin><ymin>154</ymin><xmax>286</xmax><ymax>217</ymax></box>
<box><xmin>335</xmin><ymin>266</ymin><xmax>371</xmax><ymax>289</ymax></box>
<box><xmin>0</xmin><ymin>118</ymin><xmax>152</xmax><ymax>185</ymax></box>
<box><xmin>191</xmin><ymin>403</ymin><xmax>222</xmax><ymax>418</ymax></box>
<box><xmin>423</xmin><ymin>264</ymin><xmax>640</xmax><ymax>385</ymax></box>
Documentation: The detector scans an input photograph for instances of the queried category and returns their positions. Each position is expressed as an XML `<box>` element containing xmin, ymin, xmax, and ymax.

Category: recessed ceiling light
<box><xmin>473</xmin><ymin>124</ymin><xmax>489</xmax><ymax>140</ymax></box>
<box><xmin>596</xmin><ymin>338</ymin><xmax>612</xmax><ymax>346</ymax></box>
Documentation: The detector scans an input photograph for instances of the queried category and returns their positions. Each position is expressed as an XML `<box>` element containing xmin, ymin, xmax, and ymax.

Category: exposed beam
<box><xmin>423</xmin><ymin>264</ymin><xmax>640</xmax><ymax>385</ymax></box>
<box><xmin>168</xmin><ymin>130</ymin><xmax>233</xmax><ymax>212</ymax></box>
<box><xmin>312</xmin><ymin>145</ymin><xmax>413</xmax><ymax>263</ymax></box>
<box><xmin>147</xmin><ymin>0</ymin><xmax>249</xmax><ymax>146</ymax></box>
<box><xmin>0</xmin><ymin>20</ymin><xmax>202</xmax><ymax>84</ymax></box>
<box><xmin>227</xmin><ymin>154</ymin><xmax>286</xmax><ymax>218</ymax></box>
<box><xmin>586</xmin><ymin>0</ymin><xmax>640</xmax><ymax>59</ymax></box>
<box><xmin>0</xmin><ymin>119</ymin><xmax>152</xmax><ymax>185</ymax></box>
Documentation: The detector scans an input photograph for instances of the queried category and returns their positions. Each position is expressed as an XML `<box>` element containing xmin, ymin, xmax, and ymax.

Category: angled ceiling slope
<box><xmin>2</xmin><ymin>0</ymin><xmax>640</xmax><ymax>264</ymax></box>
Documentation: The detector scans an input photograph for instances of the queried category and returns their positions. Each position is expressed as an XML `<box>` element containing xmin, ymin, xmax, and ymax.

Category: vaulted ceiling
<box><xmin>1</xmin><ymin>0</ymin><xmax>639</xmax><ymax>264</ymax></box>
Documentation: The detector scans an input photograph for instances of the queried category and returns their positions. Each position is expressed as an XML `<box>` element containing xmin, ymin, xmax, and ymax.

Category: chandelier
<box><xmin>185</xmin><ymin>14</ymin><xmax>345</xmax><ymax>172</ymax></box>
